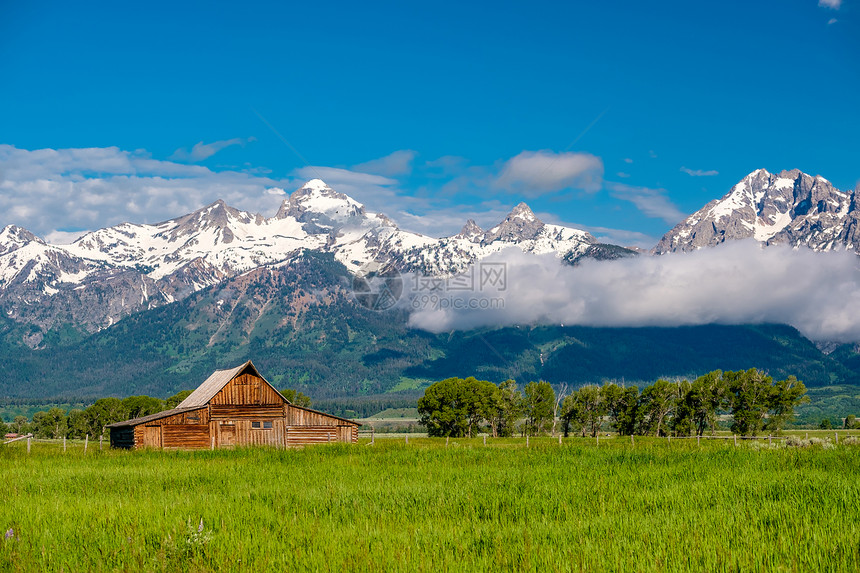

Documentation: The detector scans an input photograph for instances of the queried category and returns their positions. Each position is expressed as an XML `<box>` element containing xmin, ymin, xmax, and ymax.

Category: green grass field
<box><xmin>2</xmin><ymin>437</ymin><xmax>859</xmax><ymax>572</ymax></box>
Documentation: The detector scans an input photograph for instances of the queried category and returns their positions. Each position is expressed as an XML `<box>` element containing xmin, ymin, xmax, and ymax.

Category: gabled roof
<box><xmin>107</xmin><ymin>405</ymin><xmax>207</xmax><ymax>428</ymax></box>
<box><xmin>176</xmin><ymin>360</ymin><xmax>284</xmax><ymax>408</ymax></box>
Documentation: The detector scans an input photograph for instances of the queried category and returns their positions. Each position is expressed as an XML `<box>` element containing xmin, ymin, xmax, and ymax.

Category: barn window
<box><xmin>251</xmin><ymin>421</ymin><xmax>273</xmax><ymax>430</ymax></box>
<box><xmin>252</xmin><ymin>421</ymin><xmax>261</xmax><ymax>429</ymax></box>
<box><xmin>263</xmin><ymin>421</ymin><xmax>273</xmax><ymax>429</ymax></box>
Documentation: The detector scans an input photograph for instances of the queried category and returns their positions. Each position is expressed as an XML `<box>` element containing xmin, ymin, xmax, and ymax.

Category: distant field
<box><xmin>362</xmin><ymin>407</ymin><xmax>419</xmax><ymax>420</ymax></box>
<box><xmin>2</xmin><ymin>438</ymin><xmax>859</xmax><ymax>572</ymax></box>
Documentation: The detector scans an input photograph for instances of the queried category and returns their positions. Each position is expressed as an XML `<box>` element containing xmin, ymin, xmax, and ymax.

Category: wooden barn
<box><xmin>108</xmin><ymin>361</ymin><xmax>359</xmax><ymax>449</ymax></box>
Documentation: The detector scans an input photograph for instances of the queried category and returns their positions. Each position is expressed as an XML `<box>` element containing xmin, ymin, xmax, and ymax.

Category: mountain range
<box><xmin>1</xmin><ymin>169</ymin><xmax>859</xmax><ymax>400</ymax></box>
<box><xmin>0</xmin><ymin>179</ymin><xmax>633</xmax><ymax>345</ymax></box>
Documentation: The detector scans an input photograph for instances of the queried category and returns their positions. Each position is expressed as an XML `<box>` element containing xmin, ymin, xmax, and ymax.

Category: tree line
<box><xmin>417</xmin><ymin>369</ymin><xmax>810</xmax><ymax>438</ymax></box>
<box><xmin>1</xmin><ymin>387</ymin><xmax>312</xmax><ymax>439</ymax></box>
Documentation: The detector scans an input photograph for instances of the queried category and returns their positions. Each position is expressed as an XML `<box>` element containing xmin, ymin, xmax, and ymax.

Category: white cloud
<box><xmin>170</xmin><ymin>137</ymin><xmax>255</xmax><ymax>162</ymax></box>
<box><xmin>607</xmin><ymin>182</ymin><xmax>686</xmax><ymax>224</ymax></box>
<box><xmin>623</xmin><ymin>158</ymin><xmax>633</xmax><ymax>164</ymax></box>
<box><xmin>681</xmin><ymin>166</ymin><xmax>719</xmax><ymax>177</ymax></box>
<box><xmin>493</xmin><ymin>150</ymin><xmax>603</xmax><ymax>196</ymax></box>
<box><xmin>407</xmin><ymin>242</ymin><xmax>860</xmax><ymax>342</ymax></box>
<box><xmin>617</xmin><ymin>172</ymin><xmax>631</xmax><ymax>178</ymax></box>
<box><xmin>352</xmin><ymin>150</ymin><xmax>417</xmax><ymax>176</ymax></box>
<box><xmin>819</xmin><ymin>0</ymin><xmax>841</xmax><ymax>9</ymax></box>
<box><xmin>0</xmin><ymin>144</ymin><xmax>289</xmax><ymax>238</ymax></box>
<box><xmin>828</xmin><ymin>17</ymin><xmax>838</xmax><ymax>24</ymax></box>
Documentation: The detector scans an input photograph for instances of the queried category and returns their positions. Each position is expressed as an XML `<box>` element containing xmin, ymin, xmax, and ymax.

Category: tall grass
<box><xmin>2</xmin><ymin>438</ymin><xmax>859</xmax><ymax>572</ymax></box>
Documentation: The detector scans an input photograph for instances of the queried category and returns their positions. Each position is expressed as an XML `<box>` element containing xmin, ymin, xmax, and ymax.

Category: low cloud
<box><xmin>493</xmin><ymin>150</ymin><xmax>603</xmax><ymax>196</ymax></box>
<box><xmin>607</xmin><ymin>182</ymin><xmax>686</xmax><ymax>224</ymax></box>
<box><xmin>170</xmin><ymin>137</ymin><xmax>255</xmax><ymax>162</ymax></box>
<box><xmin>681</xmin><ymin>166</ymin><xmax>719</xmax><ymax>177</ymax></box>
<box><xmin>353</xmin><ymin>150</ymin><xmax>417</xmax><ymax>176</ymax></box>
<box><xmin>819</xmin><ymin>0</ymin><xmax>841</xmax><ymax>8</ymax></box>
<box><xmin>407</xmin><ymin>242</ymin><xmax>860</xmax><ymax>342</ymax></box>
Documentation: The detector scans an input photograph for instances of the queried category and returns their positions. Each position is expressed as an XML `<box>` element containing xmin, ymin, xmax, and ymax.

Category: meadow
<box><xmin>2</xmin><ymin>437</ymin><xmax>859</xmax><ymax>572</ymax></box>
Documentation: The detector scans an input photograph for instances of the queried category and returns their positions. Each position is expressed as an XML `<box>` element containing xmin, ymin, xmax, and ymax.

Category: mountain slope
<box><xmin>655</xmin><ymin>169</ymin><xmax>859</xmax><ymax>254</ymax></box>
<box><xmin>0</xmin><ymin>251</ymin><xmax>855</xmax><ymax>400</ymax></box>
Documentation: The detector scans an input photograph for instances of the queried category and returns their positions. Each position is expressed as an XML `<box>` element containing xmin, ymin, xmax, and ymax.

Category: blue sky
<box><xmin>0</xmin><ymin>0</ymin><xmax>857</xmax><ymax>246</ymax></box>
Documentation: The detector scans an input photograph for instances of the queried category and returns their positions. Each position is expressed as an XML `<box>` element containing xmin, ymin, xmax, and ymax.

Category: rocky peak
<box><xmin>0</xmin><ymin>225</ymin><xmax>43</xmax><ymax>256</ymax></box>
<box><xmin>455</xmin><ymin>219</ymin><xmax>484</xmax><ymax>243</ymax></box>
<box><xmin>277</xmin><ymin>179</ymin><xmax>367</xmax><ymax>232</ymax></box>
<box><xmin>655</xmin><ymin>169</ymin><xmax>858</xmax><ymax>254</ymax></box>
<box><xmin>483</xmin><ymin>202</ymin><xmax>544</xmax><ymax>243</ymax></box>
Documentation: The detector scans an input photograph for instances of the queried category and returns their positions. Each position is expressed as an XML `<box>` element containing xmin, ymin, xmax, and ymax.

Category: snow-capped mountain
<box><xmin>0</xmin><ymin>179</ymin><xmax>614</xmax><ymax>343</ymax></box>
<box><xmin>655</xmin><ymin>169</ymin><xmax>860</xmax><ymax>254</ymax></box>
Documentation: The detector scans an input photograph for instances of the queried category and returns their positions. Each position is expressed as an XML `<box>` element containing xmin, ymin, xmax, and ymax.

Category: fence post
<box><xmin>805</xmin><ymin>432</ymin><xmax>809</xmax><ymax>440</ymax></box>
<box><xmin>668</xmin><ymin>435</ymin><xmax>671</xmax><ymax>444</ymax></box>
<box><xmin>405</xmin><ymin>435</ymin><xmax>408</xmax><ymax>445</ymax></box>
<box><xmin>99</xmin><ymin>435</ymin><xmax>103</xmax><ymax>451</ymax></box>
<box><xmin>27</xmin><ymin>436</ymin><xmax>31</xmax><ymax>454</ymax></box>
<box><xmin>558</xmin><ymin>434</ymin><xmax>562</xmax><ymax>446</ymax></box>
<box><xmin>733</xmin><ymin>434</ymin><xmax>737</xmax><ymax>447</ymax></box>
<box><xmin>835</xmin><ymin>432</ymin><xmax>839</xmax><ymax>444</ymax></box>
<box><xmin>768</xmin><ymin>435</ymin><xmax>772</xmax><ymax>446</ymax></box>
<box><xmin>328</xmin><ymin>432</ymin><xmax>331</xmax><ymax>443</ymax></box>
<box><xmin>371</xmin><ymin>428</ymin><xmax>375</xmax><ymax>445</ymax></box>
<box><xmin>697</xmin><ymin>435</ymin><xmax>700</xmax><ymax>446</ymax></box>
<box><xmin>526</xmin><ymin>436</ymin><xmax>529</xmax><ymax>448</ymax></box>
<box><xmin>63</xmin><ymin>436</ymin><xmax>67</xmax><ymax>452</ymax></box>
<box><xmin>484</xmin><ymin>435</ymin><xmax>487</xmax><ymax>446</ymax></box>
<box><xmin>631</xmin><ymin>434</ymin><xmax>634</xmax><ymax>447</ymax></box>
<box><xmin>596</xmin><ymin>434</ymin><xmax>599</xmax><ymax>446</ymax></box>
<box><xmin>446</xmin><ymin>436</ymin><xmax>449</xmax><ymax>447</ymax></box>
<box><xmin>84</xmin><ymin>434</ymin><xmax>89</xmax><ymax>454</ymax></box>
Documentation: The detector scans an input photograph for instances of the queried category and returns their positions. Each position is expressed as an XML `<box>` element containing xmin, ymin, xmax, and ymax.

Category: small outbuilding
<box><xmin>108</xmin><ymin>360</ymin><xmax>359</xmax><ymax>449</ymax></box>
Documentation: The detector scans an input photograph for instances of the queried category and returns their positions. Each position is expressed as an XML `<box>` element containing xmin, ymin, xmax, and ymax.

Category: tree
<box><xmin>460</xmin><ymin>377</ymin><xmax>498</xmax><ymax>437</ymax></box>
<box><xmin>11</xmin><ymin>415</ymin><xmax>30</xmax><ymax>435</ymax></box>
<box><xmin>845</xmin><ymin>415</ymin><xmax>858</xmax><ymax>429</ymax></box>
<box><xmin>281</xmin><ymin>389</ymin><xmax>312</xmax><ymax>408</ymax></box>
<box><xmin>766</xmin><ymin>375</ymin><xmax>808</xmax><ymax>433</ymax></box>
<box><xmin>726</xmin><ymin>369</ymin><xmax>773</xmax><ymax>436</ymax></box>
<box><xmin>164</xmin><ymin>390</ymin><xmax>192</xmax><ymax>409</ymax></box>
<box><xmin>122</xmin><ymin>395</ymin><xmax>164</xmax><ymax>419</ymax></box>
<box><xmin>85</xmin><ymin>398</ymin><xmax>127</xmax><ymax>437</ymax></box>
<box><xmin>490</xmin><ymin>379</ymin><xmax>522</xmax><ymax>438</ymax></box>
<box><xmin>639</xmin><ymin>379</ymin><xmax>676</xmax><ymax>436</ymax></box>
<box><xmin>819</xmin><ymin>418</ymin><xmax>833</xmax><ymax>430</ymax></box>
<box><xmin>0</xmin><ymin>419</ymin><xmax>8</xmax><ymax>436</ymax></box>
<box><xmin>551</xmin><ymin>383</ymin><xmax>568</xmax><ymax>437</ymax></box>
<box><xmin>523</xmin><ymin>381</ymin><xmax>555</xmax><ymax>436</ymax></box>
<box><xmin>561</xmin><ymin>386</ymin><xmax>604</xmax><ymax>437</ymax></box>
<box><xmin>670</xmin><ymin>380</ymin><xmax>695</xmax><ymax>437</ymax></box>
<box><xmin>67</xmin><ymin>409</ymin><xmax>88</xmax><ymax>439</ymax></box>
<box><xmin>418</xmin><ymin>378</ymin><xmax>471</xmax><ymax>437</ymax></box>
<box><xmin>32</xmin><ymin>408</ymin><xmax>68</xmax><ymax>439</ymax></box>
<box><xmin>600</xmin><ymin>384</ymin><xmax>639</xmax><ymax>435</ymax></box>
<box><xmin>688</xmin><ymin>370</ymin><xmax>727</xmax><ymax>436</ymax></box>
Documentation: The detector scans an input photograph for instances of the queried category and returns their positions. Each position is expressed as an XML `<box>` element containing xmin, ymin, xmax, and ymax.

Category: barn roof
<box><xmin>176</xmin><ymin>360</ymin><xmax>278</xmax><ymax>408</ymax></box>
<box><xmin>107</xmin><ymin>405</ymin><xmax>207</xmax><ymax>428</ymax></box>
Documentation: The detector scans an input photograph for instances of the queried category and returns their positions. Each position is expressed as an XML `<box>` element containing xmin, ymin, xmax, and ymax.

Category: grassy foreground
<box><xmin>1</xmin><ymin>438</ymin><xmax>859</xmax><ymax>572</ymax></box>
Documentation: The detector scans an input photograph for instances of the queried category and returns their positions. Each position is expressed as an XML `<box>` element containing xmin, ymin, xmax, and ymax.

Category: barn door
<box><xmin>219</xmin><ymin>424</ymin><xmax>235</xmax><ymax>448</ymax></box>
<box><xmin>143</xmin><ymin>425</ymin><xmax>162</xmax><ymax>448</ymax></box>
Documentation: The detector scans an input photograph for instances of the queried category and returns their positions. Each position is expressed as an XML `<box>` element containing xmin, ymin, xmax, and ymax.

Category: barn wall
<box><xmin>210</xmin><ymin>374</ymin><xmax>282</xmax><ymax>406</ymax></box>
<box><xmin>109</xmin><ymin>427</ymin><xmax>135</xmax><ymax>449</ymax></box>
<box><xmin>162</xmin><ymin>425</ymin><xmax>210</xmax><ymax>449</ymax></box>
<box><xmin>210</xmin><ymin>405</ymin><xmax>283</xmax><ymax>420</ymax></box>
